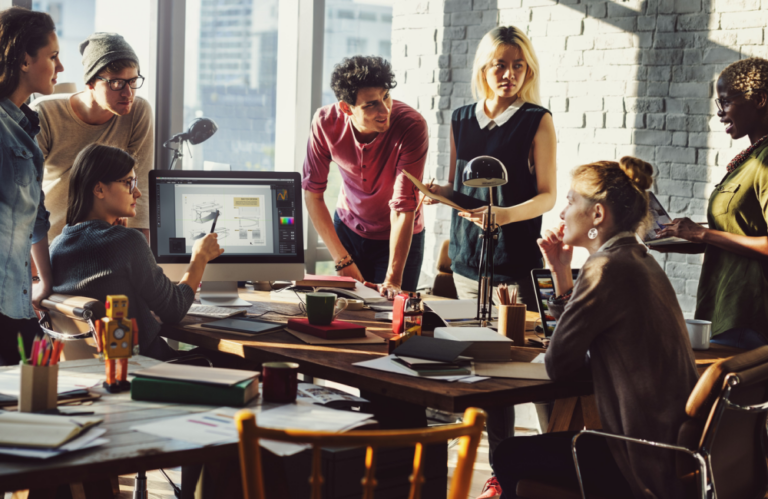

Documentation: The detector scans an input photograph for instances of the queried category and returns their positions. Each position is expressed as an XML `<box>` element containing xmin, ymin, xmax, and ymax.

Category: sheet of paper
<box><xmin>458</xmin><ymin>376</ymin><xmax>490</xmax><ymax>383</ymax></box>
<box><xmin>285</xmin><ymin>329</ymin><xmax>385</xmax><ymax>345</ymax></box>
<box><xmin>353</xmin><ymin>355</ymin><xmax>475</xmax><ymax>382</ymax></box>
<box><xmin>401</xmin><ymin>171</ymin><xmax>468</xmax><ymax>211</ymax></box>
<box><xmin>0</xmin><ymin>368</ymin><xmax>101</xmax><ymax>398</ymax></box>
<box><xmin>531</xmin><ymin>353</ymin><xmax>546</xmax><ymax>364</ymax></box>
<box><xmin>132</xmin><ymin>407</ymin><xmax>241</xmax><ymax>447</ymax></box>
<box><xmin>425</xmin><ymin>299</ymin><xmax>498</xmax><ymax>321</ymax></box>
<box><xmin>472</xmin><ymin>362</ymin><xmax>550</xmax><ymax>380</ymax></box>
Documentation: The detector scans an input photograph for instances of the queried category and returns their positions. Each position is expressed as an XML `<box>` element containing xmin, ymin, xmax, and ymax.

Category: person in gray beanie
<box><xmin>30</xmin><ymin>32</ymin><xmax>153</xmax><ymax>243</ymax></box>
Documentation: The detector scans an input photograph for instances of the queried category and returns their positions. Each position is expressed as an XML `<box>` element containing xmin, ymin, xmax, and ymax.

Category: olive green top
<box><xmin>695</xmin><ymin>143</ymin><xmax>768</xmax><ymax>338</ymax></box>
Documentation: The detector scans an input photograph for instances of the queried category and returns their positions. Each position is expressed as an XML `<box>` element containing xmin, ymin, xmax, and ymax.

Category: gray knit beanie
<box><xmin>79</xmin><ymin>33</ymin><xmax>139</xmax><ymax>84</ymax></box>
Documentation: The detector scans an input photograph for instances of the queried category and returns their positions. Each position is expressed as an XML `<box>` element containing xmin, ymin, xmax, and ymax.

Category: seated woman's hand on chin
<box><xmin>537</xmin><ymin>222</ymin><xmax>573</xmax><ymax>273</ymax></box>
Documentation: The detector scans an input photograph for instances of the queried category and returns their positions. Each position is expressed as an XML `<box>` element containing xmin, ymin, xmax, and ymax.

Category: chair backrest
<box><xmin>40</xmin><ymin>294</ymin><xmax>105</xmax><ymax>361</ymax></box>
<box><xmin>432</xmin><ymin>239</ymin><xmax>458</xmax><ymax>299</ymax></box>
<box><xmin>236</xmin><ymin>407</ymin><xmax>486</xmax><ymax>499</ymax></box>
<box><xmin>684</xmin><ymin>346</ymin><xmax>768</xmax><ymax>499</ymax></box>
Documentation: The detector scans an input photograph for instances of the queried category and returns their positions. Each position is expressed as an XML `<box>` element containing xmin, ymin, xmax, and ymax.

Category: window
<box><xmin>346</xmin><ymin>37</ymin><xmax>367</xmax><ymax>55</ymax></box>
<box><xmin>33</xmin><ymin>0</ymin><xmax>153</xmax><ymax>104</ymax></box>
<box><xmin>337</xmin><ymin>9</ymin><xmax>354</xmax><ymax>19</ymax></box>
<box><xmin>183</xmin><ymin>0</ymin><xmax>278</xmax><ymax>171</ymax></box>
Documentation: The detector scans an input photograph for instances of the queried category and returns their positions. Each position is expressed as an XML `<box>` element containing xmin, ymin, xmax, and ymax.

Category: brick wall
<box><xmin>393</xmin><ymin>0</ymin><xmax>762</xmax><ymax>317</ymax></box>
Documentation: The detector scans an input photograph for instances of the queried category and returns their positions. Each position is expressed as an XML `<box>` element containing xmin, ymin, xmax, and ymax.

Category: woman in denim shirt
<box><xmin>0</xmin><ymin>8</ymin><xmax>63</xmax><ymax>365</ymax></box>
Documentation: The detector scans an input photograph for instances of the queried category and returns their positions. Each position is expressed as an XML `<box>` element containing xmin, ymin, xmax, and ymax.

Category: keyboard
<box><xmin>187</xmin><ymin>304</ymin><xmax>248</xmax><ymax>319</ymax></box>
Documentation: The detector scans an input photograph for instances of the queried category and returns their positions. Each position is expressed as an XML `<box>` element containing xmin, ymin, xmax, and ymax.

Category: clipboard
<box><xmin>402</xmin><ymin>171</ymin><xmax>485</xmax><ymax>211</ymax></box>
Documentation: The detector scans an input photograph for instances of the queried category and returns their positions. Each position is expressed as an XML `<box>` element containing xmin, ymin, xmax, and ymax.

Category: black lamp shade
<box><xmin>187</xmin><ymin>118</ymin><xmax>218</xmax><ymax>145</ymax></box>
<box><xmin>462</xmin><ymin>156</ymin><xmax>508</xmax><ymax>187</ymax></box>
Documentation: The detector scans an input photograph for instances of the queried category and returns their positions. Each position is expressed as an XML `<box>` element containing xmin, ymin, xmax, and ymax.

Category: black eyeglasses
<box><xmin>94</xmin><ymin>75</ymin><xmax>145</xmax><ymax>91</ymax></box>
<box><xmin>715</xmin><ymin>89</ymin><xmax>753</xmax><ymax>113</ymax></box>
<box><xmin>114</xmin><ymin>177</ymin><xmax>137</xmax><ymax>194</ymax></box>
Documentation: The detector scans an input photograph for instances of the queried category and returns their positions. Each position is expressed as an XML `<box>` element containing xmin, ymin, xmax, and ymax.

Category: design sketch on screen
<box><xmin>181</xmin><ymin>193</ymin><xmax>266</xmax><ymax>247</ymax></box>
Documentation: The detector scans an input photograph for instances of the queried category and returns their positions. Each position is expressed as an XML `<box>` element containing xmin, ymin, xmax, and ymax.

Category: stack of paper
<box><xmin>0</xmin><ymin>412</ymin><xmax>107</xmax><ymax>459</ymax></box>
<box><xmin>434</xmin><ymin>327</ymin><xmax>513</xmax><ymax>361</ymax></box>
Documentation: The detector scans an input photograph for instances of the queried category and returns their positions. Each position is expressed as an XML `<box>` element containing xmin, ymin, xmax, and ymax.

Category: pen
<box><xmin>37</xmin><ymin>337</ymin><xmax>46</xmax><ymax>366</ymax></box>
<box><xmin>210</xmin><ymin>209</ymin><xmax>220</xmax><ymax>234</ymax></box>
<box><xmin>17</xmin><ymin>333</ymin><xmax>27</xmax><ymax>364</ymax></box>
<box><xmin>41</xmin><ymin>344</ymin><xmax>51</xmax><ymax>366</ymax></box>
<box><xmin>416</xmin><ymin>178</ymin><xmax>435</xmax><ymax>211</ymax></box>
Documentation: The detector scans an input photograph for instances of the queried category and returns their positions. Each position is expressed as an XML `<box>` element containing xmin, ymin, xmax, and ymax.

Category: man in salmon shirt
<box><xmin>303</xmin><ymin>56</ymin><xmax>428</xmax><ymax>298</ymax></box>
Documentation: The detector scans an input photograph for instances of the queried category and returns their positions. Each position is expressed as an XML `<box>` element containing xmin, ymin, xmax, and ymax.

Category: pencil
<box><xmin>416</xmin><ymin>178</ymin><xmax>435</xmax><ymax>211</ymax></box>
<box><xmin>17</xmin><ymin>333</ymin><xmax>27</xmax><ymax>364</ymax></box>
<box><xmin>210</xmin><ymin>209</ymin><xmax>220</xmax><ymax>234</ymax></box>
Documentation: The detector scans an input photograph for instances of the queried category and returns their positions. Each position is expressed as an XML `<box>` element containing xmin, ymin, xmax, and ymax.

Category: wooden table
<box><xmin>163</xmin><ymin>289</ymin><xmax>745</xmax><ymax>421</ymax></box>
<box><xmin>0</xmin><ymin>356</ymin><xmax>244</xmax><ymax>498</ymax></box>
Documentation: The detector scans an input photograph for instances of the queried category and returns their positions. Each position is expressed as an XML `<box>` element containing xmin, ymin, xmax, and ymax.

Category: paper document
<box><xmin>0</xmin><ymin>368</ymin><xmax>101</xmax><ymax>398</ymax></box>
<box><xmin>354</xmin><ymin>355</ymin><xmax>477</xmax><ymax>382</ymax></box>
<box><xmin>425</xmin><ymin>299</ymin><xmax>498</xmax><ymax>321</ymax></box>
<box><xmin>285</xmin><ymin>329</ymin><xmax>386</xmax><ymax>345</ymax></box>
<box><xmin>401</xmin><ymin>171</ymin><xmax>484</xmax><ymax>212</ymax></box>
<box><xmin>132</xmin><ymin>363</ymin><xmax>260</xmax><ymax>387</ymax></box>
<box><xmin>472</xmin><ymin>362</ymin><xmax>550</xmax><ymax>380</ymax></box>
<box><xmin>0</xmin><ymin>428</ymin><xmax>108</xmax><ymax>459</ymax></box>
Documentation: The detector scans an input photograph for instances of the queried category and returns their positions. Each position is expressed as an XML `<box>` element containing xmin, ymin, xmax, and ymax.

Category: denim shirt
<box><xmin>0</xmin><ymin>97</ymin><xmax>50</xmax><ymax>320</ymax></box>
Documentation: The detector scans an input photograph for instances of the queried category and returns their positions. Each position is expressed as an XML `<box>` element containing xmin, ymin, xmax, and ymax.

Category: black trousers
<box><xmin>494</xmin><ymin>431</ymin><xmax>633</xmax><ymax>498</ymax></box>
<box><xmin>0</xmin><ymin>313</ymin><xmax>42</xmax><ymax>366</ymax></box>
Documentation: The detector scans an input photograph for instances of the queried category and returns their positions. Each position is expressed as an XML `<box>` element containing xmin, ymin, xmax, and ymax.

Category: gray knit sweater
<box><xmin>49</xmin><ymin>220</ymin><xmax>194</xmax><ymax>360</ymax></box>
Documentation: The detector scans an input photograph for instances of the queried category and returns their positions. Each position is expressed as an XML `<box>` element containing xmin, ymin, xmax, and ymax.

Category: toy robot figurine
<box><xmin>94</xmin><ymin>295</ymin><xmax>139</xmax><ymax>393</ymax></box>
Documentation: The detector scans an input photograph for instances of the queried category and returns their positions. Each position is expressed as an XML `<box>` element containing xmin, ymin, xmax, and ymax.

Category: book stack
<box><xmin>294</xmin><ymin>274</ymin><xmax>357</xmax><ymax>289</ymax></box>
<box><xmin>286</xmin><ymin>318</ymin><xmax>366</xmax><ymax>340</ymax></box>
<box><xmin>131</xmin><ymin>363</ymin><xmax>261</xmax><ymax>406</ymax></box>
<box><xmin>390</xmin><ymin>336</ymin><xmax>472</xmax><ymax>376</ymax></box>
<box><xmin>0</xmin><ymin>412</ymin><xmax>107</xmax><ymax>459</ymax></box>
<box><xmin>433</xmin><ymin>327</ymin><xmax>513</xmax><ymax>361</ymax></box>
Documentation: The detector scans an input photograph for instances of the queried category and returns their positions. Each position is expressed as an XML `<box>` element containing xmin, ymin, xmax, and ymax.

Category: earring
<box><xmin>588</xmin><ymin>227</ymin><xmax>598</xmax><ymax>240</ymax></box>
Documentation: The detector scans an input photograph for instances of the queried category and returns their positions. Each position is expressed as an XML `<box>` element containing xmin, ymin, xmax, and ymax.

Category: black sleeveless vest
<box><xmin>449</xmin><ymin>102</ymin><xmax>551</xmax><ymax>283</ymax></box>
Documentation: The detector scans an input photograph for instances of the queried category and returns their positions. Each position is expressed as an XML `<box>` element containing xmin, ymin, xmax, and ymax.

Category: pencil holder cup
<box><xmin>19</xmin><ymin>362</ymin><xmax>58</xmax><ymax>413</ymax></box>
<box><xmin>498</xmin><ymin>304</ymin><xmax>526</xmax><ymax>346</ymax></box>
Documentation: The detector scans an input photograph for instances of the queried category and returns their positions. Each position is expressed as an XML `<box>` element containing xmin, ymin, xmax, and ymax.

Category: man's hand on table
<box><xmin>337</xmin><ymin>261</ymin><xmax>365</xmax><ymax>282</ymax></box>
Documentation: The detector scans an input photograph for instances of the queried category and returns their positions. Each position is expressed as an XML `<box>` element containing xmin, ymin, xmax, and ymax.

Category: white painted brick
<box><xmin>394</xmin><ymin>1</ymin><xmax>431</xmax><ymax>15</ymax></box>
<box><xmin>703</xmin><ymin>47</ymin><xmax>740</xmax><ymax>64</ymax></box>
<box><xmin>594</xmin><ymin>33</ymin><xmax>635</xmax><ymax>50</ymax></box>
<box><xmin>595</xmin><ymin>128</ymin><xmax>632</xmax><ymax>144</ymax></box>
<box><xmin>556</xmin><ymin>66</ymin><xmax>590</xmax><ymax>81</ymax></box>
<box><xmin>672</xmin><ymin>132</ymin><xmax>688</xmax><ymax>146</ymax></box>
<box><xmin>605</xmin><ymin>113</ymin><xmax>625</xmax><ymax>128</ymax></box>
<box><xmin>579</xmin><ymin>143</ymin><xmax>616</xmax><ymax>162</ymax></box>
<box><xmin>625</xmin><ymin>97</ymin><xmax>665</xmax><ymax>113</ymax></box>
<box><xmin>669</xmin><ymin>82</ymin><xmax>710</xmax><ymax>98</ymax></box>
<box><xmin>497</xmin><ymin>0</ymin><xmax>523</xmax><ymax>8</ymax></box>
<box><xmin>721</xmin><ymin>11</ymin><xmax>768</xmax><ymax>29</ymax></box>
<box><xmin>646</xmin><ymin>114</ymin><xmax>665</xmax><ymax>130</ymax></box>
<box><xmin>473</xmin><ymin>0</ymin><xmax>493</xmax><ymax>10</ymax></box>
<box><xmin>648</xmin><ymin>82</ymin><xmax>670</xmax><ymax>96</ymax></box>
<box><xmin>636</xmin><ymin>130</ymin><xmax>672</xmax><ymax>146</ymax></box>
<box><xmin>526</xmin><ymin>22</ymin><xmax>549</xmax><ymax>37</ymax></box>
<box><xmin>741</xmin><ymin>46</ymin><xmax>768</xmax><ymax>59</ymax></box>
<box><xmin>603</xmin><ymin>97</ymin><xmax>625</xmax><ymax>112</ymax></box>
<box><xmin>522</xmin><ymin>0</ymin><xmax>557</xmax><ymax>6</ymax></box>
<box><xmin>566</xmin><ymin>35</ymin><xmax>593</xmax><ymax>51</ymax></box>
<box><xmin>445</xmin><ymin>0</ymin><xmax>473</xmax><ymax>13</ymax></box>
<box><xmin>657</xmin><ymin>179</ymin><xmax>694</xmax><ymax>197</ymax></box>
<box><xmin>637</xmin><ymin>16</ymin><xmax>656</xmax><ymax>31</ymax></box>
<box><xmin>547</xmin><ymin>19</ymin><xmax>583</xmax><ymax>36</ymax></box>
<box><xmin>534</xmin><ymin>36</ymin><xmax>567</xmax><ymax>52</ymax></box>
<box><xmin>555</xmin><ymin>112</ymin><xmax>585</xmax><ymax>128</ymax></box>
<box><xmin>481</xmin><ymin>10</ymin><xmax>498</xmax><ymax>25</ymax></box>
<box><xmin>451</xmin><ymin>68</ymin><xmax>471</xmax><ymax>82</ymax></box>
<box><xmin>657</xmin><ymin>146</ymin><xmax>696</xmax><ymax>163</ymax></box>
<box><xmin>549</xmin><ymin>97</ymin><xmax>568</xmax><ymax>113</ymax></box>
<box><xmin>569</xmin><ymin>96</ymin><xmax>604</xmax><ymax>112</ymax></box>
<box><xmin>715</xmin><ymin>0</ymin><xmax>760</xmax><ymax>11</ymax></box>
<box><xmin>585</xmin><ymin>112</ymin><xmax>605</xmax><ymax>128</ymax></box>
<box><xmin>634</xmin><ymin>145</ymin><xmax>655</xmax><ymax>161</ymax></box>
<box><xmin>588</xmin><ymin>3</ymin><xmax>607</xmax><ymax>18</ymax></box>
<box><xmin>498</xmin><ymin>8</ymin><xmax>530</xmax><ymax>24</ymax></box>
<box><xmin>451</xmin><ymin>11</ymin><xmax>483</xmax><ymax>26</ymax></box>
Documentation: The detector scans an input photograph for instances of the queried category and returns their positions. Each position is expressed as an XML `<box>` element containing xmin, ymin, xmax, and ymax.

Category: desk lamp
<box><xmin>163</xmin><ymin>117</ymin><xmax>218</xmax><ymax>170</ymax></box>
<box><xmin>462</xmin><ymin>156</ymin><xmax>508</xmax><ymax>324</ymax></box>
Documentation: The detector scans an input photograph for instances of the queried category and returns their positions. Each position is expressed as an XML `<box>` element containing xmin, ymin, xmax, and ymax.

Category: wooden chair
<box><xmin>39</xmin><ymin>294</ymin><xmax>106</xmax><ymax>360</ymax></box>
<box><xmin>235</xmin><ymin>407</ymin><xmax>487</xmax><ymax>499</ymax></box>
<box><xmin>517</xmin><ymin>346</ymin><xmax>768</xmax><ymax>499</ymax></box>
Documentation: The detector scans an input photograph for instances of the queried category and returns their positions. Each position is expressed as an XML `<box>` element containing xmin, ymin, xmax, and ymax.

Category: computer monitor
<box><xmin>149</xmin><ymin>170</ymin><xmax>304</xmax><ymax>306</ymax></box>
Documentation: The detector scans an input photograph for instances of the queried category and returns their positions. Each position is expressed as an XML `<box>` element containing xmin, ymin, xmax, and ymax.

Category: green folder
<box><xmin>130</xmin><ymin>376</ymin><xmax>259</xmax><ymax>407</ymax></box>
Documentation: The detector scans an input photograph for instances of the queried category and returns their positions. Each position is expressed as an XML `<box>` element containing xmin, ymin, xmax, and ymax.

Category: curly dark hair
<box><xmin>330</xmin><ymin>56</ymin><xmax>397</xmax><ymax>106</ymax></box>
<box><xmin>0</xmin><ymin>7</ymin><xmax>56</xmax><ymax>100</ymax></box>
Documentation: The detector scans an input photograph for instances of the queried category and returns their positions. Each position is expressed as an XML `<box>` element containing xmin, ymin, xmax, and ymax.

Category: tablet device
<box><xmin>643</xmin><ymin>191</ymin><xmax>690</xmax><ymax>246</ymax></box>
<box><xmin>531</xmin><ymin>268</ymin><xmax>581</xmax><ymax>338</ymax></box>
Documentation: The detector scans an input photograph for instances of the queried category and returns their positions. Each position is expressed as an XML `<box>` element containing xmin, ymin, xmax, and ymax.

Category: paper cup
<box><xmin>686</xmin><ymin>319</ymin><xmax>712</xmax><ymax>351</ymax></box>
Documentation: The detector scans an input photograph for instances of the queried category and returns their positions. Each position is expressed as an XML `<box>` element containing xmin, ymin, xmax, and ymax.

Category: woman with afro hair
<box><xmin>657</xmin><ymin>57</ymin><xmax>768</xmax><ymax>349</ymax></box>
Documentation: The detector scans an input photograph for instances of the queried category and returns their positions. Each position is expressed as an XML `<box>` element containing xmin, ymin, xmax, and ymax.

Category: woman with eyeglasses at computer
<box><xmin>655</xmin><ymin>57</ymin><xmax>768</xmax><ymax>350</ymax></box>
<box><xmin>0</xmin><ymin>7</ymin><xmax>63</xmax><ymax>366</ymax></box>
<box><xmin>491</xmin><ymin>157</ymin><xmax>698</xmax><ymax>499</ymax></box>
<box><xmin>49</xmin><ymin>144</ymin><xmax>224</xmax><ymax>360</ymax></box>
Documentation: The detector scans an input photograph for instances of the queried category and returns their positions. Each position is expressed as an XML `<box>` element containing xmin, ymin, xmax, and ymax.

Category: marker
<box><xmin>17</xmin><ymin>333</ymin><xmax>27</xmax><ymax>364</ymax></box>
<box><xmin>209</xmin><ymin>210</ymin><xmax>220</xmax><ymax>234</ymax></box>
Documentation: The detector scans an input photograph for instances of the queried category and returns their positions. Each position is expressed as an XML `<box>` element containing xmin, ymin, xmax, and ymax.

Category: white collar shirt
<box><xmin>475</xmin><ymin>99</ymin><xmax>523</xmax><ymax>130</ymax></box>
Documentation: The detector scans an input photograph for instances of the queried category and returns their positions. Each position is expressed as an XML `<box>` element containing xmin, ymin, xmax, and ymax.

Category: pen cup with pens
<box><xmin>18</xmin><ymin>334</ymin><xmax>63</xmax><ymax>413</ymax></box>
<box><xmin>496</xmin><ymin>285</ymin><xmax>526</xmax><ymax>346</ymax></box>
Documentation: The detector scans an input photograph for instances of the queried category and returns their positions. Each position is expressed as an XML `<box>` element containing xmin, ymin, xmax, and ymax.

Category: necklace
<box><xmin>726</xmin><ymin>134</ymin><xmax>768</xmax><ymax>173</ymax></box>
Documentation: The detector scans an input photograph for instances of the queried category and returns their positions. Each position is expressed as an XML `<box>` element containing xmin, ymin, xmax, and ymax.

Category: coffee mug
<box><xmin>686</xmin><ymin>319</ymin><xmax>712</xmax><ymax>350</ymax></box>
<box><xmin>262</xmin><ymin>362</ymin><xmax>299</xmax><ymax>403</ymax></box>
<box><xmin>306</xmin><ymin>292</ymin><xmax>348</xmax><ymax>326</ymax></box>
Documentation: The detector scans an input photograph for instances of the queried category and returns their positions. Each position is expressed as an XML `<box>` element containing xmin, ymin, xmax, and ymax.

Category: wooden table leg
<box><xmin>547</xmin><ymin>396</ymin><xmax>602</xmax><ymax>433</ymax></box>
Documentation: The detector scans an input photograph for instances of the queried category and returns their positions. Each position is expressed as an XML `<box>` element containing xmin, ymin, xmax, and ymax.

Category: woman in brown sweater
<box><xmin>492</xmin><ymin>157</ymin><xmax>698</xmax><ymax>499</ymax></box>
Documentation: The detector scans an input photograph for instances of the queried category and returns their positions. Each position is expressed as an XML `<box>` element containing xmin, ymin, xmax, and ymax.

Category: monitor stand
<box><xmin>199</xmin><ymin>281</ymin><xmax>251</xmax><ymax>307</ymax></box>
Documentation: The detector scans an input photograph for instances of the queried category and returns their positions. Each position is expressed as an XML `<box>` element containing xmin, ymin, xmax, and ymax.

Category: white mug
<box><xmin>686</xmin><ymin>319</ymin><xmax>712</xmax><ymax>350</ymax></box>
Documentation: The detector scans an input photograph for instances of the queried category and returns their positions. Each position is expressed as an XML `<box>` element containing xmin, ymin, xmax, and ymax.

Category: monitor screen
<box><xmin>150</xmin><ymin>170</ymin><xmax>304</xmax><ymax>265</ymax></box>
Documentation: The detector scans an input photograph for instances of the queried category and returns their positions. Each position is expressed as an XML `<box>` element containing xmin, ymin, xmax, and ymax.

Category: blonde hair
<box><xmin>471</xmin><ymin>26</ymin><xmax>542</xmax><ymax>105</ymax></box>
<box><xmin>572</xmin><ymin>156</ymin><xmax>654</xmax><ymax>233</ymax></box>
<box><xmin>720</xmin><ymin>57</ymin><xmax>768</xmax><ymax>99</ymax></box>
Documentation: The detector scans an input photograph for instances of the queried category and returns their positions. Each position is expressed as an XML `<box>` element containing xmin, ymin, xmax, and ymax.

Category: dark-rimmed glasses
<box><xmin>114</xmin><ymin>177</ymin><xmax>138</xmax><ymax>194</ymax></box>
<box><xmin>94</xmin><ymin>75</ymin><xmax>145</xmax><ymax>91</ymax></box>
<box><xmin>715</xmin><ymin>89</ymin><xmax>753</xmax><ymax>113</ymax></box>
